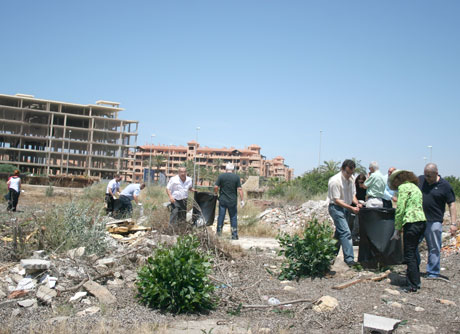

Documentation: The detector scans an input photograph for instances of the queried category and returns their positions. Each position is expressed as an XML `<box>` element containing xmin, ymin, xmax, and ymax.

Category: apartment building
<box><xmin>0</xmin><ymin>93</ymin><xmax>138</xmax><ymax>178</ymax></box>
<box><xmin>130</xmin><ymin>141</ymin><xmax>293</xmax><ymax>183</ymax></box>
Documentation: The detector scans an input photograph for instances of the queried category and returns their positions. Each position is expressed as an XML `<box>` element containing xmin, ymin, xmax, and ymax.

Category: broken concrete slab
<box><xmin>18</xmin><ymin>298</ymin><xmax>37</xmax><ymax>308</ymax></box>
<box><xmin>83</xmin><ymin>280</ymin><xmax>116</xmax><ymax>305</ymax></box>
<box><xmin>31</xmin><ymin>250</ymin><xmax>47</xmax><ymax>259</ymax></box>
<box><xmin>15</xmin><ymin>278</ymin><xmax>36</xmax><ymax>291</ymax></box>
<box><xmin>362</xmin><ymin>313</ymin><xmax>401</xmax><ymax>334</ymax></box>
<box><xmin>36</xmin><ymin>285</ymin><xmax>57</xmax><ymax>304</ymax></box>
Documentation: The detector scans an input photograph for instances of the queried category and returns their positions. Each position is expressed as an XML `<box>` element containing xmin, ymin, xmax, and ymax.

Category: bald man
<box><xmin>418</xmin><ymin>163</ymin><xmax>457</xmax><ymax>279</ymax></box>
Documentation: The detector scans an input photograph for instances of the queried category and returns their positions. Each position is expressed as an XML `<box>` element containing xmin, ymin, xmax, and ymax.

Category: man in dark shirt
<box><xmin>214</xmin><ymin>163</ymin><xmax>244</xmax><ymax>240</ymax></box>
<box><xmin>418</xmin><ymin>163</ymin><xmax>457</xmax><ymax>278</ymax></box>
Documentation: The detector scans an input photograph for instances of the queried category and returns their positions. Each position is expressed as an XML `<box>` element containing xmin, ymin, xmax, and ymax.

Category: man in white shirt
<box><xmin>328</xmin><ymin>159</ymin><xmax>361</xmax><ymax>266</ymax></box>
<box><xmin>105</xmin><ymin>174</ymin><xmax>122</xmax><ymax>216</ymax></box>
<box><xmin>166</xmin><ymin>167</ymin><xmax>194</xmax><ymax>226</ymax></box>
<box><xmin>118</xmin><ymin>183</ymin><xmax>145</xmax><ymax>217</ymax></box>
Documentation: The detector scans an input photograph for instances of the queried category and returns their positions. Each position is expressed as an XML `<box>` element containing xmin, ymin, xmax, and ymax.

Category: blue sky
<box><xmin>1</xmin><ymin>1</ymin><xmax>459</xmax><ymax>177</ymax></box>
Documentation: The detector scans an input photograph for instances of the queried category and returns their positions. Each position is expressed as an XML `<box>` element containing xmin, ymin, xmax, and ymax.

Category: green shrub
<box><xmin>277</xmin><ymin>219</ymin><xmax>337</xmax><ymax>280</ymax></box>
<box><xmin>45</xmin><ymin>184</ymin><xmax>54</xmax><ymax>197</ymax></box>
<box><xmin>0</xmin><ymin>164</ymin><xmax>17</xmax><ymax>173</ymax></box>
<box><xmin>136</xmin><ymin>235</ymin><xmax>216</xmax><ymax>314</ymax></box>
<box><xmin>445</xmin><ymin>175</ymin><xmax>460</xmax><ymax>199</ymax></box>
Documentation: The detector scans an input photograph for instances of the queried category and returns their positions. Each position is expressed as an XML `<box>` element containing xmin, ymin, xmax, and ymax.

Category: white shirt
<box><xmin>120</xmin><ymin>184</ymin><xmax>141</xmax><ymax>201</ymax></box>
<box><xmin>167</xmin><ymin>175</ymin><xmax>192</xmax><ymax>200</ymax></box>
<box><xmin>106</xmin><ymin>179</ymin><xmax>120</xmax><ymax>195</ymax></box>
<box><xmin>8</xmin><ymin>176</ymin><xmax>20</xmax><ymax>192</ymax></box>
<box><xmin>327</xmin><ymin>171</ymin><xmax>356</xmax><ymax>205</ymax></box>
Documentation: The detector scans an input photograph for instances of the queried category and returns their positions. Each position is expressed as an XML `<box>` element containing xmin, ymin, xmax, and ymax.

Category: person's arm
<box><xmin>133</xmin><ymin>194</ymin><xmax>139</xmax><ymax>205</ymax></box>
<box><xmin>334</xmin><ymin>198</ymin><xmax>359</xmax><ymax>214</ymax></box>
<box><xmin>448</xmin><ymin>202</ymin><xmax>458</xmax><ymax>236</ymax></box>
<box><xmin>213</xmin><ymin>185</ymin><xmax>219</xmax><ymax>195</ymax></box>
<box><xmin>394</xmin><ymin>186</ymin><xmax>407</xmax><ymax>232</ymax></box>
<box><xmin>166</xmin><ymin>188</ymin><xmax>175</xmax><ymax>204</ymax></box>
<box><xmin>352</xmin><ymin>195</ymin><xmax>362</xmax><ymax>208</ymax></box>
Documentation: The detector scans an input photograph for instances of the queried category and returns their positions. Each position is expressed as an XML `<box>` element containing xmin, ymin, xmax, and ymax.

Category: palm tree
<box><xmin>351</xmin><ymin>157</ymin><xmax>367</xmax><ymax>175</ymax></box>
<box><xmin>214</xmin><ymin>159</ymin><xmax>223</xmax><ymax>173</ymax></box>
<box><xmin>153</xmin><ymin>155</ymin><xmax>166</xmax><ymax>180</ymax></box>
<box><xmin>320</xmin><ymin>160</ymin><xmax>340</xmax><ymax>174</ymax></box>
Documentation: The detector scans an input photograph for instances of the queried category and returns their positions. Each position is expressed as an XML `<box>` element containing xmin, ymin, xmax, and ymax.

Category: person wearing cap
<box><xmin>362</xmin><ymin>161</ymin><xmax>386</xmax><ymax>208</ymax></box>
<box><xmin>389</xmin><ymin>169</ymin><xmax>426</xmax><ymax>292</ymax></box>
<box><xmin>118</xmin><ymin>183</ymin><xmax>145</xmax><ymax>218</ymax></box>
<box><xmin>214</xmin><ymin>163</ymin><xmax>244</xmax><ymax>240</ymax></box>
<box><xmin>166</xmin><ymin>167</ymin><xmax>194</xmax><ymax>226</ymax></box>
<box><xmin>6</xmin><ymin>169</ymin><xmax>21</xmax><ymax>212</ymax></box>
<box><xmin>382</xmin><ymin>167</ymin><xmax>397</xmax><ymax>208</ymax></box>
<box><xmin>418</xmin><ymin>163</ymin><xmax>457</xmax><ymax>279</ymax></box>
<box><xmin>106</xmin><ymin>174</ymin><xmax>122</xmax><ymax>216</ymax></box>
<box><xmin>327</xmin><ymin>159</ymin><xmax>361</xmax><ymax>266</ymax></box>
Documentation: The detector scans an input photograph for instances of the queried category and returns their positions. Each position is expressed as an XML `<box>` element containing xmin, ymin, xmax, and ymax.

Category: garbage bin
<box><xmin>192</xmin><ymin>192</ymin><xmax>217</xmax><ymax>226</ymax></box>
<box><xmin>358</xmin><ymin>207</ymin><xmax>403</xmax><ymax>267</ymax></box>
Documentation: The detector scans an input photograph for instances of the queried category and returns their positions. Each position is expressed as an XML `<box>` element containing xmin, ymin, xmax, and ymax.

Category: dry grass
<box><xmin>238</xmin><ymin>201</ymin><xmax>277</xmax><ymax>238</ymax></box>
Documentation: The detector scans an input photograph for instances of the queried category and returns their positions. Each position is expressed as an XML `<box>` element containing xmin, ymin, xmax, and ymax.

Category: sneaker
<box><xmin>345</xmin><ymin>261</ymin><xmax>358</xmax><ymax>267</ymax></box>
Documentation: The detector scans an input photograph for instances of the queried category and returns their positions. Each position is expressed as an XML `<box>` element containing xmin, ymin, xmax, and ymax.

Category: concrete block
<box><xmin>363</xmin><ymin>313</ymin><xmax>401</xmax><ymax>334</ymax></box>
<box><xmin>20</xmin><ymin>259</ymin><xmax>51</xmax><ymax>272</ymax></box>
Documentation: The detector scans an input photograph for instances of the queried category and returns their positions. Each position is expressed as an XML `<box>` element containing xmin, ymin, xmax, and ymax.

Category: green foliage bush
<box><xmin>136</xmin><ymin>235</ymin><xmax>216</xmax><ymax>314</ymax></box>
<box><xmin>277</xmin><ymin>219</ymin><xmax>337</xmax><ymax>280</ymax></box>
<box><xmin>445</xmin><ymin>175</ymin><xmax>460</xmax><ymax>199</ymax></box>
<box><xmin>0</xmin><ymin>164</ymin><xmax>17</xmax><ymax>174</ymax></box>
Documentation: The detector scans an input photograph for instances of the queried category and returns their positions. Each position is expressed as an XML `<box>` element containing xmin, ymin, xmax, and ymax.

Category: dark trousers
<box><xmin>7</xmin><ymin>189</ymin><xmax>19</xmax><ymax>212</ymax></box>
<box><xmin>169</xmin><ymin>199</ymin><xmax>187</xmax><ymax>225</ymax></box>
<box><xmin>217</xmin><ymin>202</ymin><xmax>238</xmax><ymax>238</ymax></box>
<box><xmin>118</xmin><ymin>195</ymin><xmax>133</xmax><ymax>218</ymax></box>
<box><xmin>105</xmin><ymin>194</ymin><xmax>115</xmax><ymax>214</ymax></box>
<box><xmin>403</xmin><ymin>221</ymin><xmax>426</xmax><ymax>290</ymax></box>
<box><xmin>382</xmin><ymin>199</ymin><xmax>393</xmax><ymax>208</ymax></box>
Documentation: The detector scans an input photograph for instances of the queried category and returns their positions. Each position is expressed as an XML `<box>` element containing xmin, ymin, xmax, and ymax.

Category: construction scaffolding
<box><xmin>0</xmin><ymin>93</ymin><xmax>138</xmax><ymax>179</ymax></box>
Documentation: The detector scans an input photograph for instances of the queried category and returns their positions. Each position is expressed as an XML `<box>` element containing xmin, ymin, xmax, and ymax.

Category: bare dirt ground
<box><xmin>1</xmin><ymin>186</ymin><xmax>459</xmax><ymax>333</ymax></box>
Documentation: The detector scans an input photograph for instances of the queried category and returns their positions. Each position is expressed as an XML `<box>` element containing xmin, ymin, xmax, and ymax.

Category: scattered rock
<box><xmin>83</xmin><ymin>280</ymin><xmax>117</xmax><ymax>305</ymax></box>
<box><xmin>18</xmin><ymin>298</ymin><xmax>37</xmax><ymax>308</ymax></box>
<box><xmin>258</xmin><ymin>329</ymin><xmax>271</xmax><ymax>334</ymax></box>
<box><xmin>81</xmin><ymin>298</ymin><xmax>92</xmax><ymax>305</ymax></box>
<box><xmin>96</xmin><ymin>257</ymin><xmax>115</xmax><ymax>267</ymax></box>
<box><xmin>312</xmin><ymin>296</ymin><xmax>339</xmax><ymax>312</ymax></box>
<box><xmin>283</xmin><ymin>286</ymin><xmax>296</xmax><ymax>292</ymax></box>
<box><xmin>390</xmin><ymin>302</ymin><xmax>402</xmax><ymax>309</ymax></box>
<box><xmin>48</xmin><ymin>316</ymin><xmax>69</xmax><ymax>325</ymax></box>
<box><xmin>415</xmin><ymin>307</ymin><xmax>425</xmax><ymax>312</ymax></box>
<box><xmin>36</xmin><ymin>285</ymin><xmax>57</xmax><ymax>304</ymax></box>
<box><xmin>384</xmin><ymin>288</ymin><xmax>400</xmax><ymax>296</ymax></box>
<box><xmin>0</xmin><ymin>289</ymin><xmax>7</xmax><ymax>300</ymax></box>
<box><xmin>67</xmin><ymin>247</ymin><xmax>86</xmax><ymax>259</ymax></box>
<box><xmin>31</xmin><ymin>250</ymin><xmax>47</xmax><ymax>259</ymax></box>
<box><xmin>279</xmin><ymin>280</ymin><xmax>291</xmax><ymax>284</ymax></box>
<box><xmin>437</xmin><ymin>299</ymin><xmax>456</xmax><ymax>306</ymax></box>
<box><xmin>8</xmin><ymin>290</ymin><xmax>29</xmax><ymax>299</ymax></box>
<box><xmin>11</xmin><ymin>309</ymin><xmax>21</xmax><ymax>317</ymax></box>
<box><xmin>398</xmin><ymin>324</ymin><xmax>436</xmax><ymax>334</ymax></box>
<box><xmin>76</xmin><ymin>306</ymin><xmax>100</xmax><ymax>317</ymax></box>
<box><xmin>362</xmin><ymin>313</ymin><xmax>401</xmax><ymax>334</ymax></box>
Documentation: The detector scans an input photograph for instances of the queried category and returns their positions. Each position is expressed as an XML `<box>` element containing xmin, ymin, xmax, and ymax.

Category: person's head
<box><xmin>13</xmin><ymin>169</ymin><xmax>20</xmax><ymax>176</ymax></box>
<box><xmin>140</xmin><ymin>183</ymin><xmax>146</xmax><ymax>190</ymax></box>
<box><xmin>355</xmin><ymin>173</ymin><xmax>367</xmax><ymax>188</ymax></box>
<box><xmin>178</xmin><ymin>167</ymin><xmax>187</xmax><ymax>180</ymax></box>
<box><xmin>114</xmin><ymin>174</ymin><xmax>122</xmax><ymax>181</ymax></box>
<box><xmin>341</xmin><ymin>159</ymin><xmax>356</xmax><ymax>179</ymax></box>
<box><xmin>369</xmin><ymin>161</ymin><xmax>379</xmax><ymax>173</ymax></box>
<box><xmin>424</xmin><ymin>163</ymin><xmax>438</xmax><ymax>185</ymax></box>
<box><xmin>388</xmin><ymin>167</ymin><xmax>396</xmax><ymax>176</ymax></box>
<box><xmin>225</xmin><ymin>163</ymin><xmax>235</xmax><ymax>173</ymax></box>
<box><xmin>389</xmin><ymin>170</ymin><xmax>418</xmax><ymax>190</ymax></box>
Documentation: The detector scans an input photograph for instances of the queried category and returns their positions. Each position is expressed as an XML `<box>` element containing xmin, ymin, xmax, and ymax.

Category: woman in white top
<box><xmin>7</xmin><ymin>169</ymin><xmax>21</xmax><ymax>212</ymax></box>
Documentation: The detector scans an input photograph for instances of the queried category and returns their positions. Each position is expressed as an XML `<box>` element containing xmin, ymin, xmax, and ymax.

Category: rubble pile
<box><xmin>0</xmin><ymin>229</ymin><xmax>177</xmax><ymax>317</ymax></box>
<box><xmin>257</xmin><ymin>200</ymin><xmax>332</xmax><ymax>233</ymax></box>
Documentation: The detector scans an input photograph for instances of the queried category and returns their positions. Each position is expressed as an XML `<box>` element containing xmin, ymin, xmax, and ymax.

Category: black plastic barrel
<box><xmin>358</xmin><ymin>207</ymin><xmax>403</xmax><ymax>267</ymax></box>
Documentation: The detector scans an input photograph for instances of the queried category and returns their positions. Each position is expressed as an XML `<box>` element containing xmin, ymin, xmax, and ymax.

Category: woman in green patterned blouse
<box><xmin>389</xmin><ymin>170</ymin><xmax>426</xmax><ymax>292</ymax></box>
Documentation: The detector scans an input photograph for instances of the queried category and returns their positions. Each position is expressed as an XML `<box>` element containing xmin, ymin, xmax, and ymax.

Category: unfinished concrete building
<box><xmin>0</xmin><ymin>93</ymin><xmax>138</xmax><ymax>179</ymax></box>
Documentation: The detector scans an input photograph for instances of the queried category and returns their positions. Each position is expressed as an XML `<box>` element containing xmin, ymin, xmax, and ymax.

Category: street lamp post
<box><xmin>148</xmin><ymin>134</ymin><xmax>155</xmax><ymax>186</ymax></box>
<box><xmin>193</xmin><ymin>126</ymin><xmax>200</xmax><ymax>188</ymax></box>
<box><xmin>318</xmin><ymin>130</ymin><xmax>323</xmax><ymax>168</ymax></box>
<box><xmin>427</xmin><ymin>145</ymin><xmax>433</xmax><ymax>162</ymax></box>
<box><xmin>66</xmin><ymin>130</ymin><xmax>72</xmax><ymax>175</ymax></box>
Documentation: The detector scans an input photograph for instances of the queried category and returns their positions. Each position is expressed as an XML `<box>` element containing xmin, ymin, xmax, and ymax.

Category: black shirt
<box><xmin>215</xmin><ymin>173</ymin><xmax>241</xmax><ymax>206</ymax></box>
<box><xmin>418</xmin><ymin>175</ymin><xmax>456</xmax><ymax>223</ymax></box>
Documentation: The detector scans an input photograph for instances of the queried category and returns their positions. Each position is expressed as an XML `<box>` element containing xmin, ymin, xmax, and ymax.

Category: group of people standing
<box><xmin>328</xmin><ymin>160</ymin><xmax>457</xmax><ymax>292</ymax></box>
<box><xmin>165</xmin><ymin>163</ymin><xmax>244</xmax><ymax>239</ymax></box>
